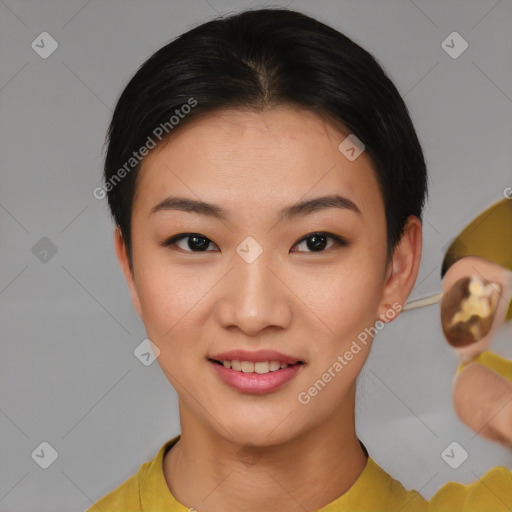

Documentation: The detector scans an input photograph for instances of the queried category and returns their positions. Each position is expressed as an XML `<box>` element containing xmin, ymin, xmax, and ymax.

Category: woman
<box><xmin>87</xmin><ymin>8</ymin><xmax>512</xmax><ymax>511</ymax></box>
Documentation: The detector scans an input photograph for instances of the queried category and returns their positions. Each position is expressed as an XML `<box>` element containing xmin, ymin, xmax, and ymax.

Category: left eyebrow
<box><xmin>278</xmin><ymin>194</ymin><xmax>361</xmax><ymax>221</ymax></box>
<box><xmin>149</xmin><ymin>194</ymin><xmax>361</xmax><ymax>221</ymax></box>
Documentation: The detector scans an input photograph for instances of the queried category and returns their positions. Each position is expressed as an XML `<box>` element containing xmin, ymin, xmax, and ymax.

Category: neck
<box><xmin>163</xmin><ymin>391</ymin><xmax>368</xmax><ymax>512</ymax></box>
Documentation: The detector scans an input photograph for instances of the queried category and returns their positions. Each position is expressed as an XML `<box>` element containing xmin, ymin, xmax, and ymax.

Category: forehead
<box><xmin>133</xmin><ymin>106</ymin><xmax>383</xmax><ymax>222</ymax></box>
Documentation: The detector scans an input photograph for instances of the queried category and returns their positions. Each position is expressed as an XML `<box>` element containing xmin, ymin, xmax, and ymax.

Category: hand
<box><xmin>440</xmin><ymin>256</ymin><xmax>512</xmax><ymax>447</ymax></box>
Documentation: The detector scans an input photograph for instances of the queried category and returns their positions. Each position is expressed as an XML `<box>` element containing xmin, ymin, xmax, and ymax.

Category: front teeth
<box><xmin>222</xmin><ymin>360</ymin><xmax>289</xmax><ymax>374</ymax></box>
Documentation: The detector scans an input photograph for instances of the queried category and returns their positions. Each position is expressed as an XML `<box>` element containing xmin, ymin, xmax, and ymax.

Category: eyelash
<box><xmin>161</xmin><ymin>232</ymin><xmax>348</xmax><ymax>254</ymax></box>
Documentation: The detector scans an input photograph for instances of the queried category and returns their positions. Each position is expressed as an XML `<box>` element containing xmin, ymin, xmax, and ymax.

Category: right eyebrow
<box><xmin>150</xmin><ymin>196</ymin><xmax>230</xmax><ymax>221</ymax></box>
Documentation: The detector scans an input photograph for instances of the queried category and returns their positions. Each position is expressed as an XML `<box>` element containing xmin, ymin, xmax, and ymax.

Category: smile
<box><xmin>208</xmin><ymin>358</ymin><xmax>304</xmax><ymax>394</ymax></box>
<box><xmin>210</xmin><ymin>359</ymin><xmax>303</xmax><ymax>374</ymax></box>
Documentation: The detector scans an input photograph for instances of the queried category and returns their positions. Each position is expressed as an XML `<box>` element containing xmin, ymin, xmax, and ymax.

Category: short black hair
<box><xmin>102</xmin><ymin>7</ymin><xmax>428</xmax><ymax>269</ymax></box>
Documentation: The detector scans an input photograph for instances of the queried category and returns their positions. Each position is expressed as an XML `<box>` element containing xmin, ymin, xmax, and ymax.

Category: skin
<box><xmin>453</xmin><ymin>362</ymin><xmax>512</xmax><ymax>447</ymax></box>
<box><xmin>442</xmin><ymin>256</ymin><xmax>512</xmax><ymax>446</ymax></box>
<box><xmin>114</xmin><ymin>105</ymin><xmax>423</xmax><ymax>512</ymax></box>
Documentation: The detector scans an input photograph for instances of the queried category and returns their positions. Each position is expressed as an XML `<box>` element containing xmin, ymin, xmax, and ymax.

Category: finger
<box><xmin>453</xmin><ymin>362</ymin><xmax>512</xmax><ymax>447</ymax></box>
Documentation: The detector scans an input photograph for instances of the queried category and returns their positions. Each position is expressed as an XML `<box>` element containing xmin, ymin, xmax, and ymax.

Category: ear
<box><xmin>114</xmin><ymin>226</ymin><xmax>143</xmax><ymax>319</ymax></box>
<box><xmin>378</xmin><ymin>215</ymin><xmax>423</xmax><ymax>321</ymax></box>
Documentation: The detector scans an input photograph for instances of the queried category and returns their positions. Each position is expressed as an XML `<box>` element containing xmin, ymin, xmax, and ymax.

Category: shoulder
<box><xmin>428</xmin><ymin>465</ymin><xmax>512</xmax><ymax>511</ymax></box>
<box><xmin>356</xmin><ymin>456</ymin><xmax>512</xmax><ymax>512</ymax></box>
<box><xmin>363</xmin><ymin>457</ymin><xmax>428</xmax><ymax>512</ymax></box>
<box><xmin>85</xmin><ymin>436</ymin><xmax>181</xmax><ymax>512</ymax></box>
<box><xmin>85</xmin><ymin>463</ymin><xmax>147</xmax><ymax>512</ymax></box>
<box><xmin>318</xmin><ymin>455</ymin><xmax>429</xmax><ymax>511</ymax></box>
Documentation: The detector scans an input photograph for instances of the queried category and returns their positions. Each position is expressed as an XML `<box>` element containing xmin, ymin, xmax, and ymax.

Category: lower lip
<box><xmin>209</xmin><ymin>360</ymin><xmax>303</xmax><ymax>394</ymax></box>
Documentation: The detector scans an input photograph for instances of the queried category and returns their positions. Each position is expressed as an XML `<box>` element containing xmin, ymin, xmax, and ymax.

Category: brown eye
<box><xmin>291</xmin><ymin>232</ymin><xmax>347</xmax><ymax>253</ymax></box>
<box><xmin>163</xmin><ymin>233</ymin><xmax>219</xmax><ymax>252</ymax></box>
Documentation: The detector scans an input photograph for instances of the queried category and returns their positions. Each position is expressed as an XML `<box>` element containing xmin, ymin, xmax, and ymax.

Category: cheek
<box><xmin>320</xmin><ymin>256</ymin><xmax>384</xmax><ymax>328</ymax></box>
<box><xmin>132</xmin><ymin>251</ymin><xmax>221</xmax><ymax>380</ymax></box>
<box><xmin>131</xmin><ymin>229</ymin><xmax>205</xmax><ymax>330</ymax></box>
<box><xmin>137</xmin><ymin>269</ymin><xmax>200</xmax><ymax>339</ymax></box>
<box><xmin>303</xmin><ymin>252</ymin><xmax>386</xmax><ymax>373</ymax></box>
<box><xmin>136</xmin><ymin>271</ymin><xmax>202</xmax><ymax>385</ymax></box>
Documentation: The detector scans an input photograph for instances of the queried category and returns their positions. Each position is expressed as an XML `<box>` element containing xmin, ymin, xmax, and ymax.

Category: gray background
<box><xmin>1</xmin><ymin>0</ymin><xmax>511</xmax><ymax>510</ymax></box>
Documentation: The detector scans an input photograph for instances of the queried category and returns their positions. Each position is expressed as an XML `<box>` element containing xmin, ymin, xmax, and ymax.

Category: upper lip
<box><xmin>208</xmin><ymin>349</ymin><xmax>303</xmax><ymax>364</ymax></box>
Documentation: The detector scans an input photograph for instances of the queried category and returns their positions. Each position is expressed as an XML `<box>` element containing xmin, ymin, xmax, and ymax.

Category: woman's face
<box><xmin>119</xmin><ymin>105</ymin><xmax>399</xmax><ymax>446</ymax></box>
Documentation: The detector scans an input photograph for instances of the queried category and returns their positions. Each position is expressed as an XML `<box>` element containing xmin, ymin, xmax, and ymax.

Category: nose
<box><xmin>215</xmin><ymin>247</ymin><xmax>292</xmax><ymax>336</ymax></box>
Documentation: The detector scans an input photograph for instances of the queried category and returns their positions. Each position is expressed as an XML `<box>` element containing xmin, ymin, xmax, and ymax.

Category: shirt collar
<box><xmin>139</xmin><ymin>435</ymin><xmax>425</xmax><ymax>512</ymax></box>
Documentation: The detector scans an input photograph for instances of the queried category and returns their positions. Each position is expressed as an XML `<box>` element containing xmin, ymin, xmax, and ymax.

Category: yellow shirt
<box><xmin>86</xmin><ymin>433</ymin><xmax>512</xmax><ymax>512</ymax></box>
<box><xmin>88</xmin><ymin>349</ymin><xmax>512</xmax><ymax>511</ymax></box>
<box><xmin>456</xmin><ymin>350</ymin><xmax>512</xmax><ymax>382</ymax></box>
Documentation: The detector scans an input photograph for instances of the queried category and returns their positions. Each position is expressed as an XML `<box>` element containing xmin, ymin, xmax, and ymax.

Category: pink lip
<box><xmin>209</xmin><ymin>360</ymin><xmax>303</xmax><ymax>394</ymax></box>
<box><xmin>208</xmin><ymin>349</ymin><xmax>302</xmax><ymax>365</ymax></box>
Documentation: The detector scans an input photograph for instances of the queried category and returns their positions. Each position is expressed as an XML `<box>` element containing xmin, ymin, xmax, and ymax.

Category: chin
<box><xmin>210</xmin><ymin>410</ymin><xmax>306</xmax><ymax>448</ymax></box>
